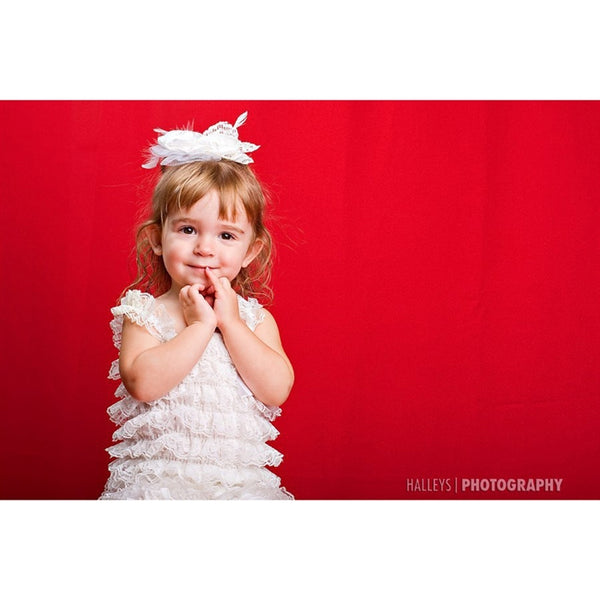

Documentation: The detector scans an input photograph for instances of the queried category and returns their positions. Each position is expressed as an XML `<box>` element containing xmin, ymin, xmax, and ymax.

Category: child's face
<box><xmin>153</xmin><ymin>189</ymin><xmax>261</xmax><ymax>293</ymax></box>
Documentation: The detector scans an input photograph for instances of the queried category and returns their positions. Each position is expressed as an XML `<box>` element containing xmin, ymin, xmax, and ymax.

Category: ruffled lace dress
<box><xmin>99</xmin><ymin>290</ymin><xmax>293</xmax><ymax>500</ymax></box>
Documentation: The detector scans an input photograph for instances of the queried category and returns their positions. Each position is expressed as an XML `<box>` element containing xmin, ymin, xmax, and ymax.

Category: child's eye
<box><xmin>219</xmin><ymin>232</ymin><xmax>235</xmax><ymax>241</ymax></box>
<box><xmin>180</xmin><ymin>226</ymin><xmax>196</xmax><ymax>235</ymax></box>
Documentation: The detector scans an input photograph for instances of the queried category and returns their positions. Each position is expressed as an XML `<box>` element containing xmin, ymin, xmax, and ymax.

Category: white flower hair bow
<box><xmin>142</xmin><ymin>112</ymin><xmax>259</xmax><ymax>169</ymax></box>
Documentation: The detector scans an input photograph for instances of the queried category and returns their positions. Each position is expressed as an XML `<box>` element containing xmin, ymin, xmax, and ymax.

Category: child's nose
<box><xmin>194</xmin><ymin>235</ymin><xmax>215</xmax><ymax>255</ymax></box>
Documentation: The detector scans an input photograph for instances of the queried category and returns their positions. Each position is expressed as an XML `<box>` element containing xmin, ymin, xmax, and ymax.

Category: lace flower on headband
<box><xmin>142</xmin><ymin>111</ymin><xmax>259</xmax><ymax>169</ymax></box>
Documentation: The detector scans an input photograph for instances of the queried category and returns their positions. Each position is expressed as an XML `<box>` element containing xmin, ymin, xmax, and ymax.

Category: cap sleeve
<box><xmin>237</xmin><ymin>296</ymin><xmax>265</xmax><ymax>332</ymax></box>
<box><xmin>109</xmin><ymin>290</ymin><xmax>171</xmax><ymax>350</ymax></box>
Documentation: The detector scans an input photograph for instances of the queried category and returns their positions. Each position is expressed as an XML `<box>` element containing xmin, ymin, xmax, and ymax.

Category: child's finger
<box><xmin>179</xmin><ymin>285</ymin><xmax>190</xmax><ymax>301</ymax></box>
<box><xmin>203</xmin><ymin>294</ymin><xmax>215</xmax><ymax>308</ymax></box>
<box><xmin>205</xmin><ymin>267</ymin><xmax>222</xmax><ymax>290</ymax></box>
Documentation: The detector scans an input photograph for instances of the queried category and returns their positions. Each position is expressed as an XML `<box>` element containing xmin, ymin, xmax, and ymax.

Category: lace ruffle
<box><xmin>108</xmin><ymin>379</ymin><xmax>280</xmax><ymax>424</ymax></box>
<box><xmin>100</xmin><ymin>484</ymin><xmax>293</xmax><ymax>500</ymax></box>
<box><xmin>107</xmin><ymin>433</ymin><xmax>284</xmax><ymax>467</ymax></box>
<box><xmin>111</xmin><ymin>403</ymin><xmax>280</xmax><ymax>444</ymax></box>
<box><xmin>100</xmin><ymin>457</ymin><xmax>294</xmax><ymax>500</ymax></box>
<box><xmin>105</xmin><ymin>458</ymin><xmax>283</xmax><ymax>488</ymax></box>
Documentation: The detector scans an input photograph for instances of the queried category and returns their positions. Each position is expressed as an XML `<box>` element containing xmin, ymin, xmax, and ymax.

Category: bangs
<box><xmin>154</xmin><ymin>161</ymin><xmax>262</xmax><ymax>226</ymax></box>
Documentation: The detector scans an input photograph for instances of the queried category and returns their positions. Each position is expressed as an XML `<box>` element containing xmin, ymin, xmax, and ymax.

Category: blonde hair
<box><xmin>127</xmin><ymin>160</ymin><xmax>273</xmax><ymax>303</ymax></box>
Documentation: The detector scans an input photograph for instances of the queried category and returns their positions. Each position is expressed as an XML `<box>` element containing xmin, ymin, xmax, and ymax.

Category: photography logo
<box><xmin>406</xmin><ymin>477</ymin><xmax>563</xmax><ymax>494</ymax></box>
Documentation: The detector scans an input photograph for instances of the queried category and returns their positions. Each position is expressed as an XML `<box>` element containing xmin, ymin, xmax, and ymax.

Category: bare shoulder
<box><xmin>255</xmin><ymin>308</ymin><xmax>281</xmax><ymax>336</ymax></box>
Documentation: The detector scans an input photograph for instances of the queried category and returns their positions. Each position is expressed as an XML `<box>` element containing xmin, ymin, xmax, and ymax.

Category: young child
<box><xmin>99</xmin><ymin>112</ymin><xmax>294</xmax><ymax>500</ymax></box>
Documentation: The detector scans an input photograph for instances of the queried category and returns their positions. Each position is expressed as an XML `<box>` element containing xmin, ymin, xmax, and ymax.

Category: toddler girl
<box><xmin>99</xmin><ymin>112</ymin><xmax>294</xmax><ymax>500</ymax></box>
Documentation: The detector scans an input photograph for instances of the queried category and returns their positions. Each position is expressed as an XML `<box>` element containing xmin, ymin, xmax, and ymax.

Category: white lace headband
<box><xmin>142</xmin><ymin>111</ymin><xmax>259</xmax><ymax>169</ymax></box>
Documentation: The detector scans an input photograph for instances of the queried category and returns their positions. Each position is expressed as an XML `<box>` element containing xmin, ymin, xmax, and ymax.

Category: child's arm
<box><xmin>118</xmin><ymin>285</ymin><xmax>217</xmax><ymax>402</ymax></box>
<box><xmin>206</xmin><ymin>268</ymin><xmax>294</xmax><ymax>407</ymax></box>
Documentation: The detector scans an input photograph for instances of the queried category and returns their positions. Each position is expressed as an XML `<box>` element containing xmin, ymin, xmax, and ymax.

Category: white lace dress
<box><xmin>99</xmin><ymin>290</ymin><xmax>293</xmax><ymax>500</ymax></box>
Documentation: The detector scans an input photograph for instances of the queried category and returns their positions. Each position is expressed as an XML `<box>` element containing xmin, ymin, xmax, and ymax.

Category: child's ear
<box><xmin>242</xmin><ymin>238</ymin><xmax>264</xmax><ymax>268</ymax></box>
<box><xmin>147</xmin><ymin>225</ymin><xmax>163</xmax><ymax>256</ymax></box>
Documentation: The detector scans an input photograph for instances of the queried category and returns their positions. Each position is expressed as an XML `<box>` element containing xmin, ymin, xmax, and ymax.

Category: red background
<box><xmin>1</xmin><ymin>100</ymin><xmax>598</xmax><ymax>499</ymax></box>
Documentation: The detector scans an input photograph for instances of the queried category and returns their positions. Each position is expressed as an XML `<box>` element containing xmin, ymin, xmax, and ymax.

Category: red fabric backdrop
<box><xmin>1</xmin><ymin>100</ymin><xmax>598</xmax><ymax>499</ymax></box>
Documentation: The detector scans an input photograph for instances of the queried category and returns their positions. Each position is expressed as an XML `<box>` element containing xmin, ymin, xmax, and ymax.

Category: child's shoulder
<box><xmin>115</xmin><ymin>289</ymin><xmax>178</xmax><ymax>318</ymax></box>
<box><xmin>111</xmin><ymin>289</ymin><xmax>177</xmax><ymax>342</ymax></box>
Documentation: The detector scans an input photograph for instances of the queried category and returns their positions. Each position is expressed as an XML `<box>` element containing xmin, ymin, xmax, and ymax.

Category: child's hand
<box><xmin>179</xmin><ymin>284</ymin><xmax>217</xmax><ymax>329</ymax></box>
<box><xmin>205</xmin><ymin>267</ymin><xmax>242</xmax><ymax>329</ymax></box>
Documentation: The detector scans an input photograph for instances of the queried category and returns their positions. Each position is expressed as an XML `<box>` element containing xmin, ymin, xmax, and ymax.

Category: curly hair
<box><xmin>126</xmin><ymin>160</ymin><xmax>274</xmax><ymax>304</ymax></box>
